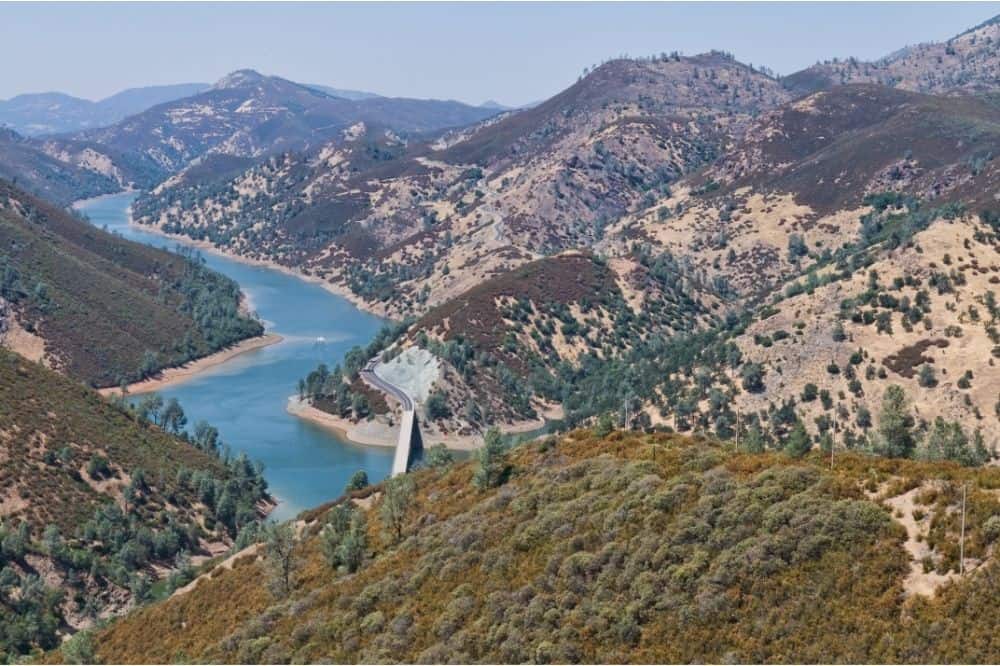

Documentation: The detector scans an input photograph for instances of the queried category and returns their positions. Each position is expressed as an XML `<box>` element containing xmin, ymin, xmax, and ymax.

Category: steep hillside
<box><xmin>297</xmin><ymin>251</ymin><xmax>722</xmax><ymax>440</ymax></box>
<box><xmin>784</xmin><ymin>15</ymin><xmax>1000</xmax><ymax>96</ymax></box>
<box><xmin>0</xmin><ymin>347</ymin><xmax>270</xmax><ymax>660</ymax></box>
<box><xmin>52</xmin><ymin>69</ymin><xmax>500</xmax><ymax>185</ymax></box>
<box><xmin>0</xmin><ymin>180</ymin><xmax>263</xmax><ymax>387</ymax></box>
<box><xmin>576</xmin><ymin>82</ymin><xmax>1000</xmax><ymax>450</ymax></box>
<box><xmin>0</xmin><ymin>83</ymin><xmax>209</xmax><ymax>136</ymax></box>
<box><xmin>133</xmin><ymin>53</ymin><xmax>790</xmax><ymax>318</ymax></box>
<box><xmin>725</xmin><ymin>212</ymin><xmax>1000</xmax><ymax>451</ymax></box>
<box><xmin>306</xmin><ymin>83</ymin><xmax>1000</xmax><ymax>439</ymax></box>
<box><xmin>80</xmin><ymin>431</ymin><xmax>1000</xmax><ymax>663</ymax></box>
<box><xmin>0</xmin><ymin>129</ymin><xmax>121</xmax><ymax>206</ymax></box>
<box><xmin>616</xmin><ymin>85</ymin><xmax>1000</xmax><ymax>299</ymax></box>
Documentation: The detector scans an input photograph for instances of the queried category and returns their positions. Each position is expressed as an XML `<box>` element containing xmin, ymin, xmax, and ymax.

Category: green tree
<box><xmin>62</xmin><ymin>630</ymin><xmax>97</xmax><ymax>665</ymax></box>
<box><xmin>593</xmin><ymin>413</ymin><xmax>615</xmax><ymax>438</ymax></box>
<box><xmin>787</xmin><ymin>233</ymin><xmax>808</xmax><ymax>260</ymax></box>
<box><xmin>345</xmin><ymin>470</ymin><xmax>369</xmax><ymax>493</ymax></box>
<box><xmin>876</xmin><ymin>385</ymin><xmax>916</xmax><ymax>458</ymax></box>
<box><xmin>784</xmin><ymin>420</ymin><xmax>812</xmax><ymax>458</ymax></box>
<box><xmin>856</xmin><ymin>405</ymin><xmax>872</xmax><ymax>429</ymax></box>
<box><xmin>741</xmin><ymin>363</ymin><xmax>766</xmax><ymax>393</ymax></box>
<box><xmin>380</xmin><ymin>475</ymin><xmax>415</xmax><ymax>543</ymax></box>
<box><xmin>135</xmin><ymin>393</ymin><xmax>164</xmax><ymax>425</ymax></box>
<box><xmin>918</xmin><ymin>363</ymin><xmax>937</xmax><ymax>388</ymax></box>
<box><xmin>263</xmin><ymin>521</ymin><xmax>296</xmax><ymax>598</ymax></box>
<box><xmin>425</xmin><ymin>391</ymin><xmax>451</xmax><ymax>420</ymax></box>
<box><xmin>193</xmin><ymin>421</ymin><xmax>220</xmax><ymax>455</ymax></box>
<box><xmin>473</xmin><ymin>427</ymin><xmax>509</xmax><ymax>489</ymax></box>
<box><xmin>424</xmin><ymin>443</ymin><xmax>455</xmax><ymax>468</ymax></box>
<box><xmin>320</xmin><ymin>503</ymin><xmax>364</xmax><ymax>571</ymax></box>
<box><xmin>338</xmin><ymin>513</ymin><xmax>367</xmax><ymax>573</ymax></box>
<box><xmin>744</xmin><ymin>423</ymin><xmax>766</xmax><ymax>453</ymax></box>
<box><xmin>161</xmin><ymin>398</ymin><xmax>187</xmax><ymax>434</ymax></box>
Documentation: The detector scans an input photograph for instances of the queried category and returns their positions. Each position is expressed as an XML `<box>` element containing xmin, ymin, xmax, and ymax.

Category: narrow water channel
<box><xmin>77</xmin><ymin>192</ymin><xmax>393</xmax><ymax>520</ymax></box>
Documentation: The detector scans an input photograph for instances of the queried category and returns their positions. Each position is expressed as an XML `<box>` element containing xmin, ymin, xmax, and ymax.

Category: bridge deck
<box><xmin>392</xmin><ymin>409</ymin><xmax>415</xmax><ymax>476</ymax></box>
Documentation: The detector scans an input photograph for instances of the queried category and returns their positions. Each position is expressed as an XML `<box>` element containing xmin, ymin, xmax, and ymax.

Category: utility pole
<box><xmin>959</xmin><ymin>483</ymin><xmax>967</xmax><ymax>575</ymax></box>
<box><xmin>735</xmin><ymin>407</ymin><xmax>741</xmax><ymax>453</ymax></box>
<box><xmin>731</xmin><ymin>364</ymin><xmax>739</xmax><ymax>453</ymax></box>
<box><xmin>830</xmin><ymin>415</ymin><xmax>836</xmax><ymax>471</ymax></box>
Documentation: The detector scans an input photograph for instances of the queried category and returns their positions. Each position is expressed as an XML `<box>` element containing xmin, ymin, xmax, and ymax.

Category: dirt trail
<box><xmin>884</xmin><ymin>483</ymin><xmax>961</xmax><ymax>597</ymax></box>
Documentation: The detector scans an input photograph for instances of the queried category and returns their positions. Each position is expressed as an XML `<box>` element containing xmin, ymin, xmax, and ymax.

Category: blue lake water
<box><xmin>77</xmin><ymin>192</ymin><xmax>392</xmax><ymax>520</ymax></box>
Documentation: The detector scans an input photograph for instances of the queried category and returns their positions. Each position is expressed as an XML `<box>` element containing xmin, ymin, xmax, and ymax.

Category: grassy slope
<box><xmin>88</xmin><ymin>431</ymin><xmax>1000</xmax><ymax>663</ymax></box>
<box><xmin>0</xmin><ymin>347</ymin><xmax>226</xmax><ymax>536</ymax></box>
<box><xmin>0</xmin><ymin>180</ymin><xmax>262</xmax><ymax>387</ymax></box>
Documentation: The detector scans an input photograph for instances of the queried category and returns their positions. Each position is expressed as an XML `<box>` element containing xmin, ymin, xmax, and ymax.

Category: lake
<box><xmin>77</xmin><ymin>192</ymin><xmax>393</xmax><ymax>520</ymax></box>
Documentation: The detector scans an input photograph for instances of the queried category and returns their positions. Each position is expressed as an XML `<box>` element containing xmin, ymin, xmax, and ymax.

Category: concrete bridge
<box><xmin>360</xmin><ymin>359</ymin><xmax>423</xmax><ymax>476</ymax></box>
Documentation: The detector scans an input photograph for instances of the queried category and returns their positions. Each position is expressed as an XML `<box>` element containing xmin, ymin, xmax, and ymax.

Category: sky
<box><xmin>2</xmin><ymin>2</ymin><xmax>998</xmax><ymax>106</ymax></box>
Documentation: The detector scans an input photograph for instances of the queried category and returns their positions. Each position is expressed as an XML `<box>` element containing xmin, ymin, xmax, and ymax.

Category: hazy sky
<box><xmin>2</xmin><ymin>2</ymin><xmax>998</xmax><ymax>105</ymax></box>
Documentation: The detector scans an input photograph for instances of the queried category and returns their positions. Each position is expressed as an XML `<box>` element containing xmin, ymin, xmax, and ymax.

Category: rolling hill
<box><xmin>131</xmin><ymin>52</ymin><xmax>791</xmax><ymax>319</ymax></box>
<box><xmin>0</xmin><ymin>128</ymin><xmax>122</xmax><ymax>206</ymax></box>
<box><xmin>784</xmin><ymin>15</ymin><xmax>1000</xmax><ymax>96</ymax></box>
<box><xmin>130</xmin><ymin>36</ymin><xmax>1000</xmax><ymax>441</ymax></box>
<box><xmin>73</xmin><ymin>429</ymin><xmax>1000</xmax><ymax>663</ymax></box>
<box><xmin>0</xmin><ymin>179</ymin><xmax>263</xmax><ymax>387</ymax></box>
<box><xmin>0</xmin><ymin>346</ymin><xmax>270</xmax><ymax>661</ymax></box>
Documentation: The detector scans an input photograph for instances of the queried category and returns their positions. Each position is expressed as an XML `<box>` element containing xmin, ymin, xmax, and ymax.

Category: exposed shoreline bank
<box><xmin>99</xmin><ymin>333</ymin><xmax>283</xmax><ymax>396</ymax></box>
<box><xmin>287</xmin><ymin>395</ymin><xmax>562</xmax><ymax>452</ymax></box>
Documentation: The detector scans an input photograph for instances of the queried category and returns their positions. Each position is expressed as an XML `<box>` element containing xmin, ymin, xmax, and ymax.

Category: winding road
<box><xmin>360</xmin><ymin>358</ymin><xmax>419</xmax><ymax>476</ymax></box>
<box><xmin>360</xmin><ymin>359</ymin><xmax>414</xmax><ymax>410</ymax></box>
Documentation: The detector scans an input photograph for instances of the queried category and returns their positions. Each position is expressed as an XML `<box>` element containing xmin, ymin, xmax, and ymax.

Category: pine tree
<box><xmin>876</xmin><ymin>385</ymin><xmax>916</xmax><ymax>458</ymax></box>
<box><xmin>784</xmin><ymin>420</ymin><xmax>812</xmax><ymax>458</ymax></box>
<box><xmin>473</xmin><ymin>427</ymin><xmax>509</xmax><ymax>489</ymax></box>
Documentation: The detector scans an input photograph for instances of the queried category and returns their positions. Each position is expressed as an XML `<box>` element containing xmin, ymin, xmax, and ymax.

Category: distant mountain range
<box><xmin>36</xmin><ymin>69</ymin><xmax>503</xmax><ymax>186</ymax></box>
<box><xmin>1</xmin><ymin>75</ymin><xmax>506</xmax><ymax>139</ymax></box>
<box><xmin>0</xmin><ymin>83</ymin><xmax>210</xmax><ymax>135</ymax></box>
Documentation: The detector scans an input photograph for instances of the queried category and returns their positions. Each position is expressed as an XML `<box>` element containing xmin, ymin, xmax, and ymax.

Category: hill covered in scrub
<box><xmin>121</xmin><ymin>17</ymin><xmax>1000</xmax><ymax>448</ymax></box>
<box><xmin>0</xmin><ymin>180</ymin><xmax>263</xmax><ymax>387</ymax></box>
<box><xmin>0</xmin><ymin>129</ymin><xmax>123</xmax><ymax>207</ymax></box>
<box><xmin>0</xmin><ymin>348</ymin><xmax>271</xmax><ymax>661</ymax></box>
<box><xmin>78</xmin><ymin>430</ymin><xmax>1000</xmax><ymax>664</ymax></box>
<box><xmin>783</xmin><ymin>16</ymin><xmax>1000</xmax><ymax>97</ymax></box>
<box><xmin>48</xmin><ymin>69</ymin><xmax>501</xmax><ymax>186</ymax></box>
<box><xmin>130</xmin><ymin>51</ymin><xmax>789</xmax><ymax>318</ymax></box>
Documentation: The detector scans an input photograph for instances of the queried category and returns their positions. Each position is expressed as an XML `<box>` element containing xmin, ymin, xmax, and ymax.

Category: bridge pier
<box><xmin>391</xmin><ymin>409</ymin><xmax>423</xmax><ymax>476</ymax></box>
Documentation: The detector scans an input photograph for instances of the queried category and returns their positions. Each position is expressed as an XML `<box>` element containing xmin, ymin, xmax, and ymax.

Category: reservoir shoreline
<box><xmin>76</xmin><ymin>192</ymin><xmax>392</xmax><ymax>321</ymax></box>
<box><xmin>287</xmin><ymin>394</ymin><xmax>564</xmax><ymax>452</ymax></box>
<box><xmin>99</xmin><ymin>333</ymin><xmax>283</xmax><ymax>396</ymax></box>
<box><xmin>74</xmin><ymin>191</ymin><xmax>393</xmax><ymax>521</ymax></box>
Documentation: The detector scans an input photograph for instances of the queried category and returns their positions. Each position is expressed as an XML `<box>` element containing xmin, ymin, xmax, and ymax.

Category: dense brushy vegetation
<box><xmin>0</xmin><ymin>182</ymin><xmax>262</xmax><ymax>387</ymax></box>
<box><xmin>398</xmin><ymin>253</ymin><xmax>719</xmax><ymax>427</ymax></box>
<box><xmin>86</xmin><ymin>430</ymin><xmax>1000</xmax><ymax>663</ymax></box>
<box><xmin>0</xmin><ymin>349</ymin><xmax>270</xmax><ymax>661</ymax></box>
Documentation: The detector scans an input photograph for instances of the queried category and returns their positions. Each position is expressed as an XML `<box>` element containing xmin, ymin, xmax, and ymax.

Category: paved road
<box><xmin>360</xmin><ymin>359</ymin><xmax>414</xmax><ymax>411</ymax></box>
<box><xmin>360</xmin><ymin>359</ymin><xmax>419</xmax><ymax>476</ymax></box>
